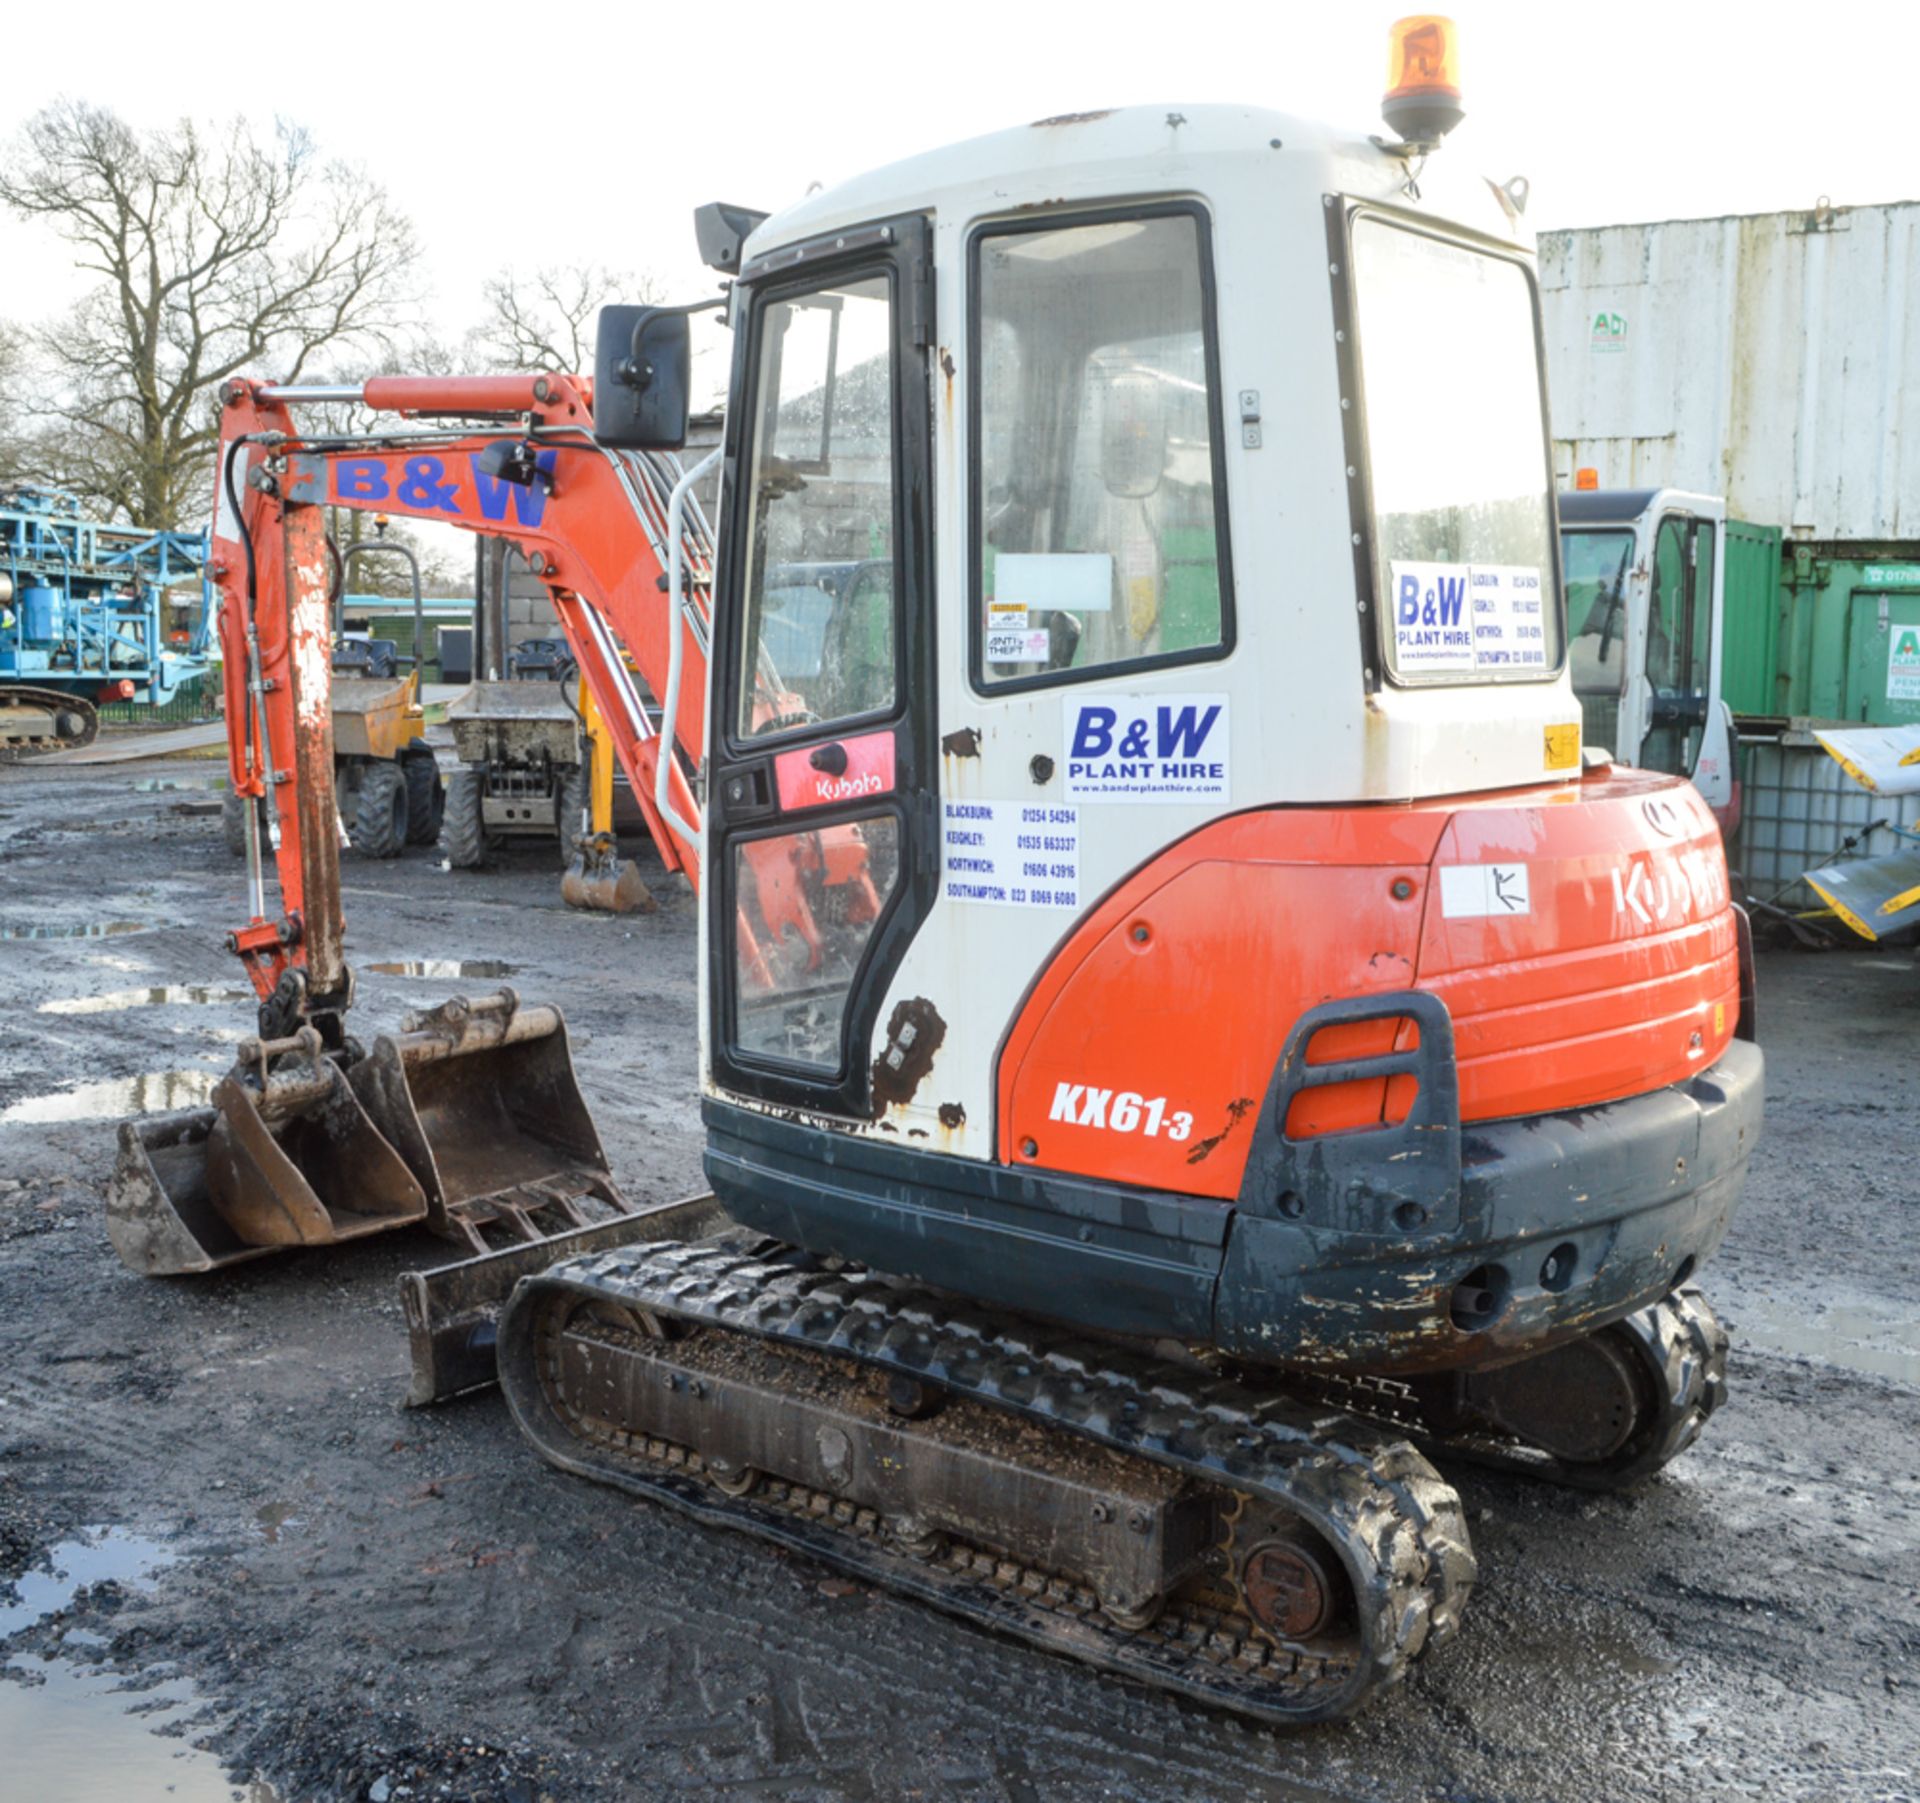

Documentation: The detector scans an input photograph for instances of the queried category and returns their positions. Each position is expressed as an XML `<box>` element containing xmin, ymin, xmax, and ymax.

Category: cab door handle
<box><xmin>809</xmin><ymin>742</ymin><xmax>849</xmax><ymax>776</ymax></box>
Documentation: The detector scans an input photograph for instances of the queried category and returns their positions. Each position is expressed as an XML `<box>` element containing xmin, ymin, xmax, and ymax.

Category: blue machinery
<box><xmin>0</xmin><ymin>489</ymin><xmax>212</xmax><ymax>754</ymax></box>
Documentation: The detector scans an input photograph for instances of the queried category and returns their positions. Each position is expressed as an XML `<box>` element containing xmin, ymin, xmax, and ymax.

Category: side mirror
<box><xmin>593</xmin><ymin>306</ymin><xmax>690</xmax><ymax>449</ymax></box>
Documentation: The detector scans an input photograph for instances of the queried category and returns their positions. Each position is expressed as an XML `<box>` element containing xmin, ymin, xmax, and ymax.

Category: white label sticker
<box><xmin>1063</xmin><ymin>693</ymin><xmax>1229</xmax><ymax>805</ymax></box>
<box><xmin>987</xmin><ymin>600</ymin><xmax>1030</xmax><ymax>632</ymax></box>
<box><xmin>1439</xmin><ymin>863</ymin><xmax>1531</xmax><ymax>918</ymax></box>
<box><xmin>1466</xmin><ymin>564</ymin><xmax>1549</xmax><ymax>671</ymax></box>
<box><xmin>987</xmin><ymin>627</ymin><xmax>1051</xmax><ymax>664</ymax></box>
<box><xmin>1889</xmin><ymin>627</ymin><xmax>1920</xmax><ymax>701</ymax></box>
<box><xmin>995</xmin><ymin>552</ymin><xmax>1113</xmax><ymax>613</ymax></box>
<box><xmin>943</xmin><ymin>800</ymin><xmax>1080</xmax><ymax>909</ymax></box>
<box><xmin>1391</xmin><ymin>561</ymin><xmax>1547</xmax><ymax>675</ymax></box>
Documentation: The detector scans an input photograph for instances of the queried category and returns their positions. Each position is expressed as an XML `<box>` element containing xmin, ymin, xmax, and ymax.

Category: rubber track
<box><xmin>0</xmin><ymin>686</ymin><xmax>99</xmax><ymax>760</ymax></box>
<box><xmin>1306</xmin><ymin>1286</ymin><xmax>1730</xmax><ymax>1493</ymax></box>
<box><xmin>498</xmin><ymin>1238</ymin><xmax>1478</xmax><ymax>1726</ymax></box>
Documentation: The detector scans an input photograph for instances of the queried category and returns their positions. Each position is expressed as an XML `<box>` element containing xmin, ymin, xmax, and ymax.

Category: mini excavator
<box><xmin>110</xmin><ymin>21</ymin><xmax>1763</xmax><ymax>1726</ymax></box>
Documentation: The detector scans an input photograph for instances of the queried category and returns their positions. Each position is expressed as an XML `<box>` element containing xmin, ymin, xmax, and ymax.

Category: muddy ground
<box><xmin>1</xmin><ymin>755</ymin><xmax>1916</xmax><ymax>1803</ymax></box>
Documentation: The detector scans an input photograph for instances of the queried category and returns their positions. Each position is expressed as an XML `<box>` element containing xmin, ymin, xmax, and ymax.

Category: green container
<box><xmin>1743</xmin><ymin>547</ymin><xmax>1920</xmax><ymax>724</ymax></box>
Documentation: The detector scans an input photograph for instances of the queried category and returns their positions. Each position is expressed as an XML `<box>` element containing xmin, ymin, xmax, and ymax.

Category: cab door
<box><xmin>1638</xmin><ymin>512</ymin><xmax>1715</xmax><ymax>775</ymax></box>
<box><xmin>705</xmin><ymin>218</ymin><xmax>937</xmax><ymax>1119</ymax></box>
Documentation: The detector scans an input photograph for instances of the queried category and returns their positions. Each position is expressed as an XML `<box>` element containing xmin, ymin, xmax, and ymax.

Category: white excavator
<box><xmin>113</xmin><ymin>20</ymin><xmax>1761</xmax><ymax>1727</ymax></box>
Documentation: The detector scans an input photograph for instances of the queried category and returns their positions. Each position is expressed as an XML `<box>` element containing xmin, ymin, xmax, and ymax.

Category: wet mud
<box><xmin>1</xmin><ymin>758</ymin><xmax>1917</xmax><ymax>1801</ymax></box>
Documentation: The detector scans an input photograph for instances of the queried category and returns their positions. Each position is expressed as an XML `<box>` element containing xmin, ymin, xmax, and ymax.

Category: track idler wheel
<box><xmin>1409</xmin><ymin>1285</ymin><xmax>1731</xmax><ymax>1491</ymax></box>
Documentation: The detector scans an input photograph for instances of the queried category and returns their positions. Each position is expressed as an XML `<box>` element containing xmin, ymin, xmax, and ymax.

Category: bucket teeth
<box><xmin>348</xmin><ymin>989</ymin><xmax>632</xmax><ymax>1250</ymax></box>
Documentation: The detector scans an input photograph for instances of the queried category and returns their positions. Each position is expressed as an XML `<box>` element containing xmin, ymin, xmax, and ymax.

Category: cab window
<box><xmin>737</xmin><ymin>274</ymin><xmax>898</xmax><ymax>738</ymax></box>
<box><xmin>971</xmin><ymin>208</ymin><xmax>1232</xmax><ymax>688</ymax></box>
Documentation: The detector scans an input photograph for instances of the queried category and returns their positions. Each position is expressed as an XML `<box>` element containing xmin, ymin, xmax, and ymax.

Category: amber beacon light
<box><xmin>1383</xmin><ymin>15</ymin><xmax>1465</xmax><ymax>148</ymax></box>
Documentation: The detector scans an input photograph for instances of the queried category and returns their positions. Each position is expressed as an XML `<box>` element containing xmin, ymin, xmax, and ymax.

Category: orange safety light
<box><xmin>1383</xmin><ymin>16</ymin><xmax>1465</xmax><ymax>148</ymax></box>
<box><xmin>1574</xmin><ymin>467</ymin><xmax>1600</xmax><ymax>491</ymax></box>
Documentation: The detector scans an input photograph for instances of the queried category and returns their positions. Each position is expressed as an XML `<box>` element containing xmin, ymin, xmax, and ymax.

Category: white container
<box><xmin>1540</xmin><ymin>203</ymin><xmax>1920</xmax><ymax>541</ymax></box>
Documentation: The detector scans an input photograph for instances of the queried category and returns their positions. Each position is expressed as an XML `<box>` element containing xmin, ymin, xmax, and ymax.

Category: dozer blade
<box><xmin>399</xmin><ymin>1193</ymin><xmax>728</xmax><ymax>1406</ymax></box>
<box><xmin>107</xmin><ymin>1028</ymin><xmax>428</xmax><ymax>1276</ymax></box>
<box><xmin>349</xmin><ymin>988</ymin><xmax>638</xmax><ymax>1256</ymax></box>
<box><xmin>561</xmin><ymin>832</ymin><xmax>655</xmax><ymax>915</ymax></box>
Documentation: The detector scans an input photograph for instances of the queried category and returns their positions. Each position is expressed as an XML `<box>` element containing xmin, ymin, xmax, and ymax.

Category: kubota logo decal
<box><xmin>1612</xmin><ymin>849</ymin><xmax>1725</xmax><ymax>927</ymax></box>
<box><xmin>1048</xmin><ymin>1084</ymin><xmax>1193</xmax><ymax>1140</ymax></box>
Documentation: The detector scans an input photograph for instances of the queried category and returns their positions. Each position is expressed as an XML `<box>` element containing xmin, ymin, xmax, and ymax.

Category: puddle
<box><xmin>0</xmin><ymin>1661</ymin><xmax>275</xmax><ymax>1802</ymax></box>
<box><xmin>1733</xmin><ymin>1298</ymin><xmax>1920</xmax><ymax>1387</ymax></box>
<box><xmin>252</xmin><ymin>1503</ymin><xmax>305</xmax><ymax>1546</ymax></box>
<box><xmin>1</xmin><ymin>1069</ymin><xmax>219</xmax><ymax>1124</ymax></box>
<box><xmin>0</xmin><ymin>1527</ymin><xmax>174</xmax><ymax>1639</ymax></box>
<box><xmin>0</xmin><ymin>921</ymin><xmax>160</xmax><ymax>942</ymax></box>
<box><xmin>133</xmin><ymin>778</ymin><xmax>221</xmax><ymax>793</ymax></box>
<box><xmin>1</xmin><ymin>1528</ymin><xmax>274</xmax><ymax>1802</ymax></box>
<box><xmin>37</xmin><ymin>986</ymin><xmax>251</xmax><ymax>1017</ymax></box>
<box><xmin>364</xmin><ymin>959</ymin><xmax>517</xmax><ymax>979</ymax></box>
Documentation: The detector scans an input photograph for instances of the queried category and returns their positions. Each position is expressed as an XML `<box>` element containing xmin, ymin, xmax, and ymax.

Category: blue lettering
<box><xmin>396</xmin><ymin>456</ymin><xmax>461</xmax><ymax>514</ymax></box>
<box><xmin>1398</xmin><ymin>573</ymin><xmax>1420</xmax><ymax>625</ymax></box>
<box><xmin>1155</xmin><ymin>703</ymin><xmax>1221</xmax><ymax>760</ymax></box>
<box><xmin>1435</xmin><ymin>574</ymin><xmax>1465</xmax><ymax>628</ymax></box>
<box><xmin>1071</xmin><ymin>706</ymin><xmax>1117</xmax><ymax>759</ymax></box>
<box><xmin>471</xmin><ymin>449</ymin><xmax>557</xmax><ymax>526</ymax></box>
<box><xmin>335</xmin><ymin>459</ymin><xmax>389</xmax><ymax>502</ymax></box>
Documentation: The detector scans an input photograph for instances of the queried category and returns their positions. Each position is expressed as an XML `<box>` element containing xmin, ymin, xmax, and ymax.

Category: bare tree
<box><xmin>467</xmin><ymin>264</ymin><xmax>663</xmax><ymax>375</ymax></box>
<box><xmin>0</xmin><ymin>103</ymin><xmax>420</xmax><ymax>528</ymax></box>
<box><xmin>0</xmin><ymin>319</ymin><xmax>34</xmax><ymax>491</ymax></box>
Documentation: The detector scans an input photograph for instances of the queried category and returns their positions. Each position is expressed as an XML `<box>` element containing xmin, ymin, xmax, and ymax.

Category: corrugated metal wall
<box><xmin>1540</xmin><ymin>203</ymin><xmax>1920</xmax><ymax>541</ymax></box>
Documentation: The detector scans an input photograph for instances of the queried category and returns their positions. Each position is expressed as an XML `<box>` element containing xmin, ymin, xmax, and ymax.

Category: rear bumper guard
<box><xmin>1215</xmin><ymin>991</ymin><xmax>1764</xmax><ymax>1374</ymax></box>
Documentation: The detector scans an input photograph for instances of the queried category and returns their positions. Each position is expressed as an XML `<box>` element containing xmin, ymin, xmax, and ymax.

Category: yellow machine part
<box><xmin>581</xmin><ymin>680</ymin><xmax>614</xmax><ymax>835</ymax></box>
<box><xmin>332</xmin><ymin>671</ymin><xmax>427</xmax><ymax>761</ymax></box>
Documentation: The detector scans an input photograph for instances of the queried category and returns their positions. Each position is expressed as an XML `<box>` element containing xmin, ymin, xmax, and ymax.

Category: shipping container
<box><xmin>1542</xmin><ymin>202</ymin><xmax>1920</xmax><ymax>903</ymax></box>
<box><xmin>1540</xmin><ymin>201</ymin><xmax>1920</xmax><ymax>541</ymax></box>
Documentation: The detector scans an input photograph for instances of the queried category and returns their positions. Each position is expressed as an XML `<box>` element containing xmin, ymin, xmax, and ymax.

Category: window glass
<box><xmin>733</xmin><ymin>817</ymin><xmax>899</xmax><ymax>1070</ymax></box>
<box><xmin>1352</xmin><ymin>218</ymin><xmax>1560</xmax><ymax>682</ymax></box>
<box><xmin>738</xmin><ymin>275</ymin><xmax>896</xmax><ymax>737</ymax></box>
<box><xmin>1564</xmin><ymin>527</ymin><xmax>1635</xmax><ymax>754</ymax></box>
<box><xmin>1642</xmin><ymin>517</ymin><xmax>1712</xmax><ymax>774</ymax></box>
<box><xmin>975</xmin><ymin>213</ymin><xmax>1226</xmax><ymax>683</ymax></box>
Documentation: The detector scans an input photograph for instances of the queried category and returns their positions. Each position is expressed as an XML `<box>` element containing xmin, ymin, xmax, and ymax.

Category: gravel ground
<box><xmin>1</xmin><ymin>757</ymin><xmax>1916</xmax><ymax>1803</ymax></box>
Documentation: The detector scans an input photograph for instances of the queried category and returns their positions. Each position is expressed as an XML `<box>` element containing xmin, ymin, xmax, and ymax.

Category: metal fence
<box><xmin>97</xmin><ymin>676</ymin><xmax>222</xmax><ymax>727</ymax></box>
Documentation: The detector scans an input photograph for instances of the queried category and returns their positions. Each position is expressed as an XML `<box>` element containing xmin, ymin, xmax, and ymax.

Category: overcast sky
<box><xmin>4</xmin><ymin>0</ymin><xmax>1910</xmax><ymax>362</ymax></box>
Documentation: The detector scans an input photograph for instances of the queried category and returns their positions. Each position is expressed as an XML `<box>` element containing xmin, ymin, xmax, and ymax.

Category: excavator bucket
<box><xmin>348</xmin><ymin>988</ymin><xmax>632</xmax><ymax>1253</ymax></box>
<box><xmin>107</xmin><ymin>1029</ymin><xmax>428</xmax><ymax>1276</ymax></box>
<box><xmin>346</xmin><ymin>987</ymin><xmax>645</xmax><ymax>1405</ymax></box>
<box><xmin>561</xmin><ymin>832</ymin><xmax>655</xmax><ymax>914</ymax></box>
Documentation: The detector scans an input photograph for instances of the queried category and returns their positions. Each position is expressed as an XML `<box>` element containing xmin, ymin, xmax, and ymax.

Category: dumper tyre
<box><xmin>441</xmin><ymin>766</ymin><xmax>490</xmax><ymax>870</ymax></box>
<box><xmin>402</xmin><ymin>746</ymin><xmax>444</xmax><ymax>846</ymax></box>
<box><xmin>351</xmin><ymin>760</ymin><xmax>409</xmax><ymax>859</ymax></box>
<box><xmin>220</xmin><ymin>789</ymin><xmax>268</xmax><ymax>859</ymax></box>
<box><xmin>555</xmin><ymin>763</ymin><xmax>589</xmax><ymax>866</ymax></box>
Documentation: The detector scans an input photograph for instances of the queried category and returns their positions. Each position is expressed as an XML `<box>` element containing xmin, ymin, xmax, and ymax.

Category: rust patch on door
<box><xmin>941</xmin><ymin>726</ymin><xmax>982</xmax><ymax>758</ymax></box>
<box><xmin>1185</xmin><ymin>1096</ymin><xmax>1257</xmax><ymax>1165</ymax></box>
<box><xmin>871</xmin><ymin>998</ymin><xmax>948</xmax><ymax>1112</ymax></box>
<box><xmin>937</xmin><ymin>1101</ymin><xmax>966</xmax><ymax>1129</ymax></box>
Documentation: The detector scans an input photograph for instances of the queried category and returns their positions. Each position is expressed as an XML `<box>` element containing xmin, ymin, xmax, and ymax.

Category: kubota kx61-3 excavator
<box><xmin>110</xmin><ymin>22</ymin><xmax>1762</xmax><ymax>1727</ymax></box>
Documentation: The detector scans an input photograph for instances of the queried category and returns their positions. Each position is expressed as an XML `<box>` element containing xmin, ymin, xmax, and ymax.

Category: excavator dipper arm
<box><xmin>212</xmin><ymin>374</ymin><xmax>712</xmax><ymax>1026</ymax></box>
